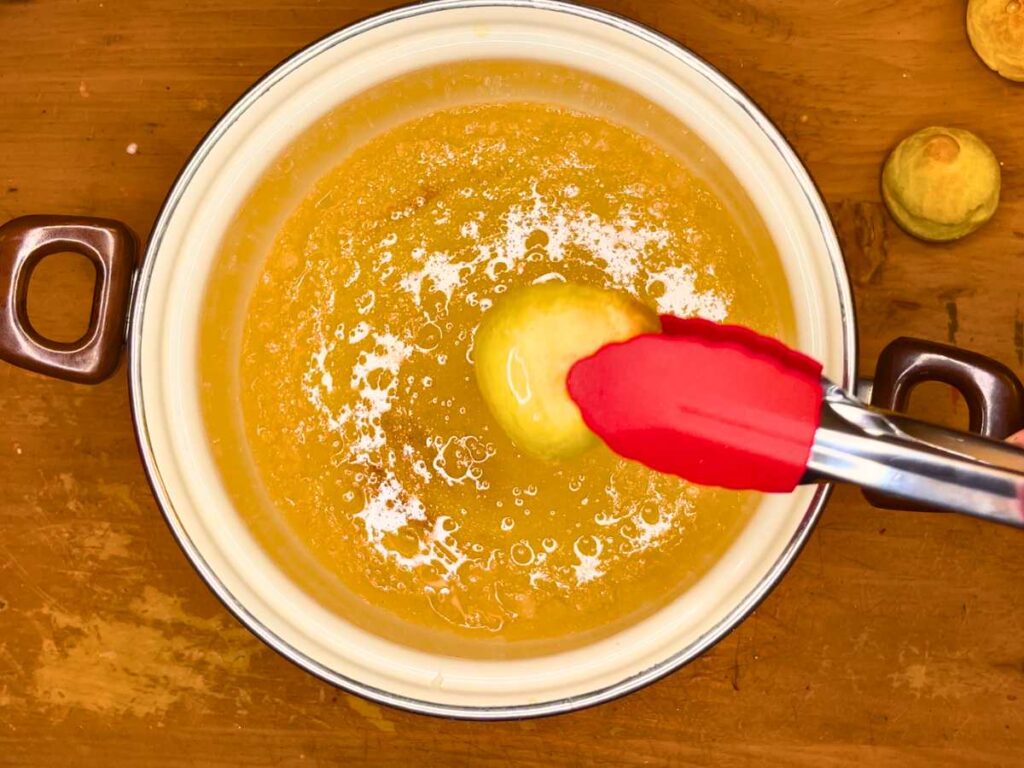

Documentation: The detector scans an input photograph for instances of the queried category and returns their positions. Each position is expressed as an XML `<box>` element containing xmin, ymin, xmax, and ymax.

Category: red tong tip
<box><xmin>566</xmin><ymin>316</ymin><xmax>823</xmax><ymax>492</ymax></box>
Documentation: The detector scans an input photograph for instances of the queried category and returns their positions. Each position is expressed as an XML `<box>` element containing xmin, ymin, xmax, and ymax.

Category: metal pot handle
<box><xmin>0</xmin><ymin>215</ymin><xmax>137</xmax><ymax>384</ymax></box>
<box><xmin>862</xmin><ymin>336</ymin><xmax>1024</xmax><ymax>509</ymax></box>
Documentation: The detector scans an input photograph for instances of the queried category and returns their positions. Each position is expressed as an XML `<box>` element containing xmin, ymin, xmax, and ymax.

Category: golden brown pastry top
<box><xmin>882</xmin><ymin>126</ymin><xmax>1001</xmax><ymax>242</ymax></box>
<box><xmin>968</xmin><ymin>0</ymin><xmax>1024</xmax><ymax>81</ymax></box>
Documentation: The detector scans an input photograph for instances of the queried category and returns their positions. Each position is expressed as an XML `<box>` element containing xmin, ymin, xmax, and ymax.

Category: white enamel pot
<box><xmin>4</xmin><ymin>0</ymin><xmax>1021</xmax><ymax>719</ymax></box>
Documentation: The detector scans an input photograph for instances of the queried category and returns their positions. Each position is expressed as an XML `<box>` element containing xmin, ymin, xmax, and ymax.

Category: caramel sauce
<box><xmin>199</xmin><ymin>61</ymin><xmax>794</xmax><ymax>657</ymax></box>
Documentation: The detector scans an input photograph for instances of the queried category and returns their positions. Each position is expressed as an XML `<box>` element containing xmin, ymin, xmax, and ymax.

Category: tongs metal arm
<box><xmin>804</xmin><ymin>381</ymin><xmax>1024</xmax><ymax>528</ymax></box>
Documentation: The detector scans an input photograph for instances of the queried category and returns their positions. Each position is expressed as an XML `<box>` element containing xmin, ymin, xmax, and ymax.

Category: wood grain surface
<box><xmin>1</xmin><ymin>1</ymin><xmax>1023</xmax><ymax>765</ymax></box>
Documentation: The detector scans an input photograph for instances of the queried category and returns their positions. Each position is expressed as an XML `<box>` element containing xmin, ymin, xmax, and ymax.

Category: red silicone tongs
<box><xmin>567</xmin><ymin>317</ymin><xmax>1024</xmax><ymax>528</ymax></box>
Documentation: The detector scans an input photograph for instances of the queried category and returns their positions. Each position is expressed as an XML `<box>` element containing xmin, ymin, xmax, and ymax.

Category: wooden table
<box><xmin>1</xmin><ymin>1</ymin><xmax>1022</xmax><ymax>765</ymax></box>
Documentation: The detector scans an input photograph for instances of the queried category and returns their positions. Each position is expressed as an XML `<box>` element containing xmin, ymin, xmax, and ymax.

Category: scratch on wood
<box><xmin>701</xmin><ymin>0</ymin><xmax>795</xmax><ymax>41</ymax></box>
<box><xmin>0</xmin><ymin>541</ymin><xmax>65</xmax><ymax>612</ymax></box>
<box><xmin>945</xmin><ymin>301</ymin><xmax>958</xmax><ymax>344</ymax></box>
<box><xmin>1014</xmin><ymin>305</ymin><xmax>1023</xmax><ymax>366</ymax></box>
<box><xmin>80</xmin><ymin>523</ymin><xmax>134</xmax><ymax>562</ymax></box>
<box><xmin>30</xmin><ymin>587</ymin><xmax>258</xmax><ymax>719</ymax></box>
<box><xmin>731</xmin><ymin>637</ymin><xmax>742</xmax><ymax>692</ymax></box>
<box><xmin>0</xmin><ymin>644</ymin><xmax>26</xmax><ymax>676</ymax></box>
<box><xmin>346</xmin><ymin>696</ymin><xmax>396</xmax><ymax>733</ymax></box>
<box><xmin>830</xmin><ymin>200</ymin><xmax>888</xmax><ymax>287</ymax></box>
<box><xmin>889</xmin><ymin>298</ymin><xmax>922</xmax><ymax>312</ymax></box>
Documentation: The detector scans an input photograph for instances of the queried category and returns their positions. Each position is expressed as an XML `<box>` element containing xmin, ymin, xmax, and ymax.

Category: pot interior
<box><xmin>132</xmin><ymin>1</ymin><xmax>852</xmax><ymax>715</ymax></box>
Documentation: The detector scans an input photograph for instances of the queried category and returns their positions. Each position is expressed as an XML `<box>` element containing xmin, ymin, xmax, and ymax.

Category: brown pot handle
<box><xmin>863</xmin><ymin>336</ymin><xmax>1024</xmax><ymax>509</ymax></box>
<box><xmin>0</xmin><ymin>215</ymin><xmax>137</xmax><ymax>384</ymax></box>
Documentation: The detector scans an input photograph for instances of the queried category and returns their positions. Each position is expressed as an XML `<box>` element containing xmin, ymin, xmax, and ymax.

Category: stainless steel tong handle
<box><xmin>804</xmin><ymin>381</ymin><xmax>1024</xmax><ymax>528</ymax></box>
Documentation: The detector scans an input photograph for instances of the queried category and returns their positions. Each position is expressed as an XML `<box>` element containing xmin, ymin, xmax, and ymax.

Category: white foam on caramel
<box><xmin>358</xmin><ymin>471</ymin><xmax>426</xmax><ymax>538</ymax></box>
<box><xmin>394</xmin><ymin>181</ymin><xmax>727</xmax><ymax>325</ymax></box>
<box><xmin>497</xmin><ymin>185</ymin><xmax>672</xmax><ymax>288</ymax></box>
<box><xmin>357</xmin><ymin>472</ymin><xmax>469</xmax><ymax>583</ymax></box>
<box><xmin>431</xmin><ymin>434</ymin><xmax>495</xmax><ymax>490</ymax></box>
<box><xmin>301</xmin><ymin>323</ymin><xmax>482</xmax><ymax>592</ymax></box>
<box><xmin>646</xmin><ymin>265</ymin><xmax>729</xmax><ymax>321</ymax></box>
<box><xmin>399</xmin><ymin>247</ymin><xmax>472</xmax><ymax>308</ymax></box>
<box><xmin>347</xmin><ymin>332</ymin><xmax>413</xmax><ymax>460</ymax></box>
<box><xmin>572</xmin><ymin>536</ymin><xmax>605</xmax><ymax>585</ymax></box>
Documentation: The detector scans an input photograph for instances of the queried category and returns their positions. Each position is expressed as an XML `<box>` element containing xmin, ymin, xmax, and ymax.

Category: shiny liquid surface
<box><xmin>200</xmin><ymin>63</ymin><xmax>795</xmax><ymax>654</ymax></box>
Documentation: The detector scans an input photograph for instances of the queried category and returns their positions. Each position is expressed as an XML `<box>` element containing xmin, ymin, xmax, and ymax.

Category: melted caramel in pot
<box><xmin>199</xmin><ymin>62</ymin><xmax>794</xmax><ymax>656</ymax></box>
